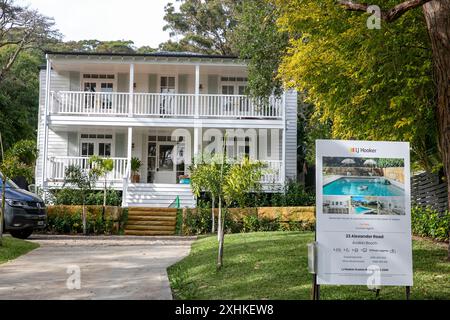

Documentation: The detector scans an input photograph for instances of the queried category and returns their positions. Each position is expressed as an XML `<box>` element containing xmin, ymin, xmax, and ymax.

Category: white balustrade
<box><xmin>51</xmin><ymin>92</ymin><xmax>283</xmax><ymax>119</ymax></box>
<box><xmin>48</xmin><ymin>156</ymin><xmax>128</xmax><ymax>182</ymax></box>
<box><xmin>261</xmin><ymin>160</ymin><xmax>283</xmax><ymax>184</ymax></box>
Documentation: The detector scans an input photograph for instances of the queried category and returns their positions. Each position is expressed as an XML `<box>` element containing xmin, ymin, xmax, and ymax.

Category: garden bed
<box><xmin>45</xmin><ymin>205</ymin><xmax>126</xmax><ymax>235</ymax></box>
<box><xmin>181</xmin><ymin>206</ymin><xmax>316</xmax><ymax>235</ymax></box>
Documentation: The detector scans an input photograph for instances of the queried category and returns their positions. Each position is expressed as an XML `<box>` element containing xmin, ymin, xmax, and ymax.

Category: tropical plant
<box><xmin>62</xmin><ymin>165</ymin><xmax>98</xmax><ymax>235</ymax></box>
<box><xmin>0</xmin><ymin>137</ymin><xmax>37</xmax><ymax>246</ymax></box>
<box><xmin>190</xmin><ymin>153</ymin><xmax>224</xmax><ymax>234</ymax></box>
<box><xmin>131</xmin><ymin>157</ymin><xmax>142</xmax><ymax>174</ymax></box>
<box><xmin>89</xmin><ymin>155</ymin><xmax>114</xmax><ymax>220</ymax></box>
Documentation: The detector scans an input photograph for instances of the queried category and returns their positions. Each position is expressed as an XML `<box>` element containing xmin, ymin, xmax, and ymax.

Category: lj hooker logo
<box><xmin>350</xmin><ymin>147</ymin><xmax>377</xmax><ymax>154</ymax></box>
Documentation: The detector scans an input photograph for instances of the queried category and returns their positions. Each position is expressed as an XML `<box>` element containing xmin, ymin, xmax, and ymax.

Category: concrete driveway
<box><xmin>0</xmin><ymin>235</ymin><xmax>195</xmax><ymax>300</ymax></box>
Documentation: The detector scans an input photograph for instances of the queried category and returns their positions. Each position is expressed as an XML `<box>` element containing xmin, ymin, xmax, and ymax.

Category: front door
<box><xmin>147</xmin><ymin>141</ymin><xmax>177</xmax><ymax>184</ymax></box>
<box><xmin>155</xmin><ymin>144</ymin><xmax>176</xmax><ymax>183</ymax></box>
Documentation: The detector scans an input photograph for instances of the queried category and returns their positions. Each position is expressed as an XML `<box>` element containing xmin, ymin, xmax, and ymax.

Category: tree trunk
<box><xmin>217</xmin><ymin>196</ymin><xmax>222</xmax><ymax>242</ymax></box>
<box><xmin>0</xmin><ymin>180</ymin><xmax>6</xmax><ymax>246</ymax></box>
<box><xmin>211</xmin><ymin>196</ymin><xmax>215</xmax><ymax>234</ymax></box>
<box><xmin>82</xmin><ymin>196</ymin><xmax>87</xmax><ymax>235</ymax></box>
<box><xmin>217</xmin><ymin>196</ymin><xmax>224</xmax><ymax>270</ymax></box>
<box><xmin>422</xmin><ymin>0</ymin><xmax>450</xmax><ymax>261</ymax></box>
<box><xmin>103</xmin><ymin>178</ymin><xmax>107</xmax><ymax>222</ymax></box>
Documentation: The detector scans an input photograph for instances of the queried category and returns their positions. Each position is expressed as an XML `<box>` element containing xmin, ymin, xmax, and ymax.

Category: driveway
<box><xmin>0</xmin><ymin>235</ymin><xmax>195</xmax><ymax>300</ymax></box>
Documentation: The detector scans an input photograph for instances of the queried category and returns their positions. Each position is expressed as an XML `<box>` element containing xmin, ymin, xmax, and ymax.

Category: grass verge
<box><xmin>0</xmin><ymin>236</ymin><xmax>39</xmax><ymax>265</ymax></box>
<box><xmin>168</xmin><ymin>232</ymin><xmax>450</xmax><ymax>300</ymax></box>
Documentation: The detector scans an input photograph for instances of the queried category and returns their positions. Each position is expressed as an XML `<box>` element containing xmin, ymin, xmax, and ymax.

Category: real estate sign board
<box><xmin>315</xmin><ymin>140</ymin><xmax>413</xmax><ymax>286</ymax></box>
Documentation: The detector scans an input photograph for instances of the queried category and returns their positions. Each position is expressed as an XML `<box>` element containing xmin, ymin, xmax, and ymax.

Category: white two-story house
<box><xmin>35</xmin><ymin>51</ymin><xmax>297</xmax><ymax>208</ymax></box>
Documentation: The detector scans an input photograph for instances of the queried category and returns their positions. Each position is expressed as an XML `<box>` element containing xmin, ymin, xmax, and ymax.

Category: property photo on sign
<box><xmin>322</xmin><ymin>157</ymin><xmax>406</xmax><ymax>216</ymax></box>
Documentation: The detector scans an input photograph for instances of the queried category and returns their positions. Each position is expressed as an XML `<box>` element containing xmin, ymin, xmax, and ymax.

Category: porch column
<box><xmin>128</xmin><ymin>63</ymin><xmax>135</xmax><ymax>117</ymax></box>
<box><xmin>41</xmin><ymin>56</ymin><xmax>52</xmax><ymax>198</ymax></box>
<box><xmin>195</xmin><ymin>64</ymin><xmax>200</xmax><ymax>118</ymax></box>
<box><xmin>281</xmin><ymin>92</ymin><xmax>287</xmax><ymax>185</ymax></box>
<box><xmin>194</xmin><ymin>127</ymin><xmax>200</xmax><ymax>162</ymax></box>
<box><xmin>126</xmin><ymin>127</ymin><xmax>133</xmax><ymax>181</ymax></box>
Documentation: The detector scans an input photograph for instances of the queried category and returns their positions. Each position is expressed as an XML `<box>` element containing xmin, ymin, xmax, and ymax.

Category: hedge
<box><xmin>181</xmin><ymin>205</ymin><xmax>316</xmax><ymax>236</ymax></box>
<box><xmin>411</xmin><ymin>206</ymin><xmax>449</xmax><ymax>242</ymax></box>
<box><xmin>45</xmin><ymin>205</ymin><xmax>125</xmax><ymax>235</ymax></box>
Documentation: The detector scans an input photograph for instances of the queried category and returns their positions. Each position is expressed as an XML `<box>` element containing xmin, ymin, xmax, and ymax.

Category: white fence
<box><xmin>48</xmin><ymin>156</ymin><xmax>128</xmax><ymax>182</ymax></box>
<box><xmin>51</xmin><ymin>91</ymin><xmax>283</xmax><ymax>119</ymax></box>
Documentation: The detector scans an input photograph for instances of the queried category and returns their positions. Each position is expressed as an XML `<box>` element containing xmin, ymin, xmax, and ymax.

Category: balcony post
<box><xmin>195</xmin><ymin>64</ymin><xmax>200</xmax><ymax>118</ymax></box>
<box><xmin>41</xmin><ymin>56</ymin><xmax>52</xmax><ymax>199</ymax></box>
<box><xmin>129</xmin><ymin>63</ymin><xmax>135</xmax><ymax>117</ymax></box>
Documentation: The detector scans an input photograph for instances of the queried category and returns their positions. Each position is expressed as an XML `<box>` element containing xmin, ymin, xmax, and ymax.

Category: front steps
<box><xmin>125</xmin><ymin>184</ymin><xmax>196</xmax><ymax>208</ymax></box>
<box><xmin>124</xmin><ymin>207</ymin><xmax>178</xmax><ymax>236</ymax></box>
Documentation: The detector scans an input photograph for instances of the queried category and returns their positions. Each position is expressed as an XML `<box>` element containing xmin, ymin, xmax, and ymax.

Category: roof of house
<box><xmin>45</xmin><ymin>50</ymin><xmax>239</xmax><ymax>60</ymax></box>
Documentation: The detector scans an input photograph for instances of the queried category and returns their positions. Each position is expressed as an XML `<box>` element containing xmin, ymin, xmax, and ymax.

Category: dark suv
<box><xmin>1</xmin><ymin>177</ymin><xmax>47</xmax><ymax>239</ymax></box>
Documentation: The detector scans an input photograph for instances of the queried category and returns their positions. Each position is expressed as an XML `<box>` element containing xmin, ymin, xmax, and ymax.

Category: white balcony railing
<box><xmin>51</xmin><ymin>91</ymin><xmax>283</xmax><ymax>119</ymax></box>
<box><xmin>261</xmin><ymin>160</ymin><xmax>283</xmax><ymax>184</ymax></box>
<box><xmin>48</xmin><ymin>156</ymin><xmax>128</xmax><ymax>182</ymax></box>
<box><xmin>47</xmin><ymin>156</ymin><xmax>282</xmax><ymax>185</ymax></box>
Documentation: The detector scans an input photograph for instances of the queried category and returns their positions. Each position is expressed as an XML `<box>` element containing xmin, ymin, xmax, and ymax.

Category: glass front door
<box><xmin>147</xmin><ymin>137</ymin><xmax>177</xmax><ymax>184</ymax></box>
<box><xmin>155</xmin><ymin>144</ymin><xmax>176</xmax><ymax>183</ymax></box>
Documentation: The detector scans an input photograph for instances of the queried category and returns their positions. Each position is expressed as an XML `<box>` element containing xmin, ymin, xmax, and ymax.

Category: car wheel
<box><xmin>10</xmin><ymin>229</ymin><xmax>33</xmax><ymax>239</ymax></box>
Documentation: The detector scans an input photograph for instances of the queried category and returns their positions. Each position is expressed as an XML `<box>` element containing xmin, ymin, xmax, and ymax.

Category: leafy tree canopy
<box><xmin>162</xmin><ymin>0</ymin><xmax>241</xmax><ymax>55</ymax></box>
<box><xmin>240</xmin><ymin>0</ymin><xmax>437</xmax><ymax>171</ymax></box>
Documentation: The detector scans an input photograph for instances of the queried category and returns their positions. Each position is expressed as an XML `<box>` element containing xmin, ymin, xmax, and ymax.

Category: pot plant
<box><xmin>131</xmin><ymin>157</ymin><xmax>142</xmax><ymax>183</ymax></box>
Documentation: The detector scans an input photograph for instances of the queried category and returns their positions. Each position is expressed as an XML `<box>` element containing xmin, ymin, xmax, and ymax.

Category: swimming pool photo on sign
<box><xmin>322</xmin><ymin>157</ymin><xmax>405</xmax><ymax>197</ymax></box>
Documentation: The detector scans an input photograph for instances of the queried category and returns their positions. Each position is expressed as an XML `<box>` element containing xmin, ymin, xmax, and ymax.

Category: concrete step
<box><xmin>124</xmin><ymin>230</ymin><xmax>175</xmax><ymax>236</ymax></box>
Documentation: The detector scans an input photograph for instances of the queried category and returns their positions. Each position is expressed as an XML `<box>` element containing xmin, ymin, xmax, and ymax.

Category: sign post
<box><xmin>314</xmin><ymin>140</ymin><xmax>413</xmax><ymax>298</ymax></box>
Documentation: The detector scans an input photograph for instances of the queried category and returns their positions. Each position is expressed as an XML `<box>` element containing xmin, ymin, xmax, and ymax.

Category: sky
<box><xmin>17</xmin><ymin>0</ymin><xmax>177</xmax><ymax>48</ymax></box>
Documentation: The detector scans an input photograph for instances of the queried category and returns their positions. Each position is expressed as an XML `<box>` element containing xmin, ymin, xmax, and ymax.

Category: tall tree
<box><xmin>0</xmin><ymin>0</ymin><xmax>60</xmax><ymax>83</ymax></box>
<box><xmin>232</xmin><ymin>0</ymin><xmax>289</xmax><ymax>97</ymax></box>
<box><xmin>272</xmin><ymin>0</ymin><xmax>448</xmax><ymax>258</ymax></box>
<box><xmin>0</xmin><ymin>49</ymin><xmax>41</xmax><ymax>150</ymax></box>
<box><xmin>162</xmin><ymin>0</ymin><xmax>242</xmax><ymax>55</ymax></box>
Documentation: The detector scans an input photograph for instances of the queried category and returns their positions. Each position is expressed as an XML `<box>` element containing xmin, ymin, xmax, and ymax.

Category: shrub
<box><xmin>51</xmin><ymin>188</ymin><xmax>122</xmax><ymax>206</ymax></box>
<box><xmin>45</xmin><ymin>206</ymin><xmax>123</xmax><ymax>235</ymax></box>
<box><xmin>182</xmin><ymin>206</ymin><xmax>315</xmax><ymax>235</ymax></box>
<box><xmin>411</xmin><ymin>206</ymin><xmax>449</xmax><ymax>242</ymax></box>
<box><xmin>196</xmin><ymin>181</ymin><xmax>315</xmax><ymax>208</ymax></box>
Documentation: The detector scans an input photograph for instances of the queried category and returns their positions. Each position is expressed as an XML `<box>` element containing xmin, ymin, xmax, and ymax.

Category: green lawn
<box><xmin>0</xmin><ymin>236</ymin><xmax>39</xmax><ymax>264</ymax></box>
<box><xmin>168</xmin><ymin>232</ymin><xmax>450</xmax><ymax>300</ymax></box>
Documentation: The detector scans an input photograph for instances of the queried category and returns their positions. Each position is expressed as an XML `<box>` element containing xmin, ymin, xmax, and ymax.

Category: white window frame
<box><xmin>79</xmin><ymin>133</ymin><xmax>115</xmax><ymax>157</ymax></box>
<box><xmin>158</xmin><ymin>74</ymin><xmax>178</xmax><ymax>94</ymax></box>
<box><xmin>82</xmin><ymin>73</ymin><xmax>117</xmax><ymax>93</ymax></box>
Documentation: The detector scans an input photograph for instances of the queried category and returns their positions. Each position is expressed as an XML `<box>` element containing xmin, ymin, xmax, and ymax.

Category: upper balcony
<box><xmin>44</xmin><ymin>52</ymin><xmax>286</xmax><ymax>128</ymax></box>
<box><xmin>50</xmin><ymin>91</ymin><xmax>283</xmax><ymax>119</ymax></box>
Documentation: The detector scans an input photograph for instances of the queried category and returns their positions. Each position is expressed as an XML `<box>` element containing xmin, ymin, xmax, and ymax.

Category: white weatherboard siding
<box><xmin>36</xmin><ymin>70</ymin><xmax>71</xmax><ymax>185</ymax></box>
<box><xmin>285</xmin><ymin>90</ymin><xmax>298</xmax><ymax>182</ymax></box>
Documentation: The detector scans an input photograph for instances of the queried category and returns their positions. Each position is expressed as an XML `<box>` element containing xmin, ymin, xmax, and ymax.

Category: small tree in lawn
<box><xmin>0</xmin><ymin>136</ymin><xmax>37</xmax><ymax>246</ymax></box>
<box><xmin>217</xmin><ymin>156</ymin><xmax>264</xmax><ymax>269</ymax></box>
<box><xmin>190</xmin><ymin>153</ymin><xmax>224</xmax><ymax>235</ymax></box>
<box><xmin>89</xmin><ymin>156</ymin><xmax>114</xmax><ymax>220</ymax></box>
<box><xmin>63</xmin><ymin>165</ymin><xmax>98</xmax><ymax>235</ymax></box>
